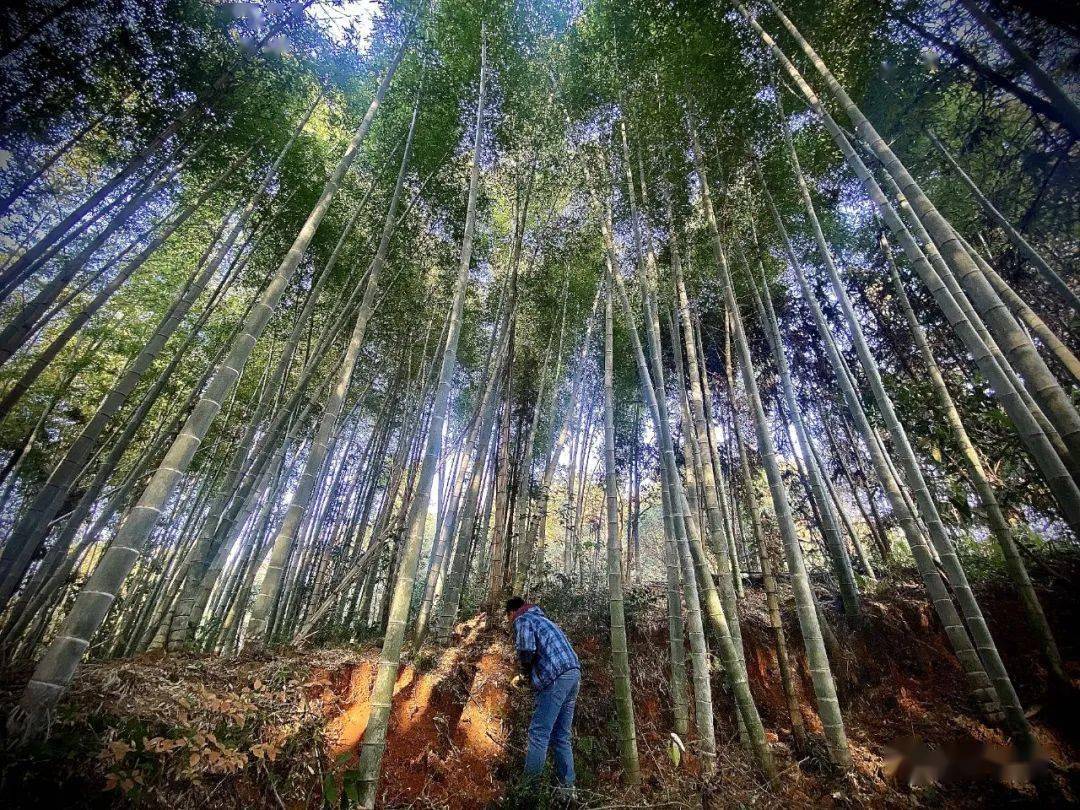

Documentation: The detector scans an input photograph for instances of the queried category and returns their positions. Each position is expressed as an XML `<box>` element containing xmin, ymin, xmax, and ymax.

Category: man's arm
<box><xmin>514</xmin><ymin>618</ymin><xmax>536</xmax><ymax>680</ymax></box>
<box><xmin>517</xmin><ymin>648</ymin><xmax>536</xmax><ymax>677</ymax></box>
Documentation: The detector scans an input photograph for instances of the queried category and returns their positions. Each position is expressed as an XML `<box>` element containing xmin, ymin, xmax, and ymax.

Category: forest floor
<box><xmin>1</xmin><ymin>557</ymin><xmax>1079</xmax><ymax>808</ymax></box>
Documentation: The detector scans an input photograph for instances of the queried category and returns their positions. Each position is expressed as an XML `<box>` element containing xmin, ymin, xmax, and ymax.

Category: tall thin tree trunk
<box><xmin>355</xmin><ymin>33</ymin><xmax>484</xmax><ymax>807</ymax></box>
<box><xmin>660</xmin><ymin>466</ymin><xmax>691</xmax><ymax>738</ymax></box>
<box><xmin>659</xmin><ymin>439</ymin><xmax>715</xmax><ymax>762</ymax></box>
<box><xmin>602</xmin><ymin>284</ymin><xmax>640</xmax><ymax>784</ymax></box>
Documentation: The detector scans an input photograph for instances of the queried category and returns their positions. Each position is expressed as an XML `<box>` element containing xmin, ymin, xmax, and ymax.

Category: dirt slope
<box><xmin>1</xmin><ymin>572</ymin><xmax>1078</xmax><ymax>808</ymax></box>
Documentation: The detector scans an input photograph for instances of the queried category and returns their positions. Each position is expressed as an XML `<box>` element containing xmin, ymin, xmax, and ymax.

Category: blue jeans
<box><xmin>524</xmin><ymin>668</ymin><xmax>580</xmax><ymax>787</ymax></box>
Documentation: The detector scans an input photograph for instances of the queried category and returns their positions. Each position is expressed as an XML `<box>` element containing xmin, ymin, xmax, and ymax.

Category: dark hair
<box><xmin>504</xmin><ymin>596</ymin><xmax>525</xmax><ymax>614</ymax></box>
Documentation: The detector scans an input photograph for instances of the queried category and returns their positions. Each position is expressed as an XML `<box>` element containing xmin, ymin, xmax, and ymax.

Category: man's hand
<box><xmin>510</xmin><ymin>674</ymin><xmax>526</xmax><ymax>689</ymax></box>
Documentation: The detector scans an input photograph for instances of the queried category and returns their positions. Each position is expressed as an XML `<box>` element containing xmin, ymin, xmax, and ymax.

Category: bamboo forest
<box><xmin>0</xmin><ymin>0</ymin><xmax>1078</xmax><ymax>806</ymax></box>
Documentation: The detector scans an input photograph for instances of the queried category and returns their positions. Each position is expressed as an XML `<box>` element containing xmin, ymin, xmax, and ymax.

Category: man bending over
<box><xmin>505</xmin><ymin>596</ymin><xmax>580</xmax><ymax>798</ymax></box>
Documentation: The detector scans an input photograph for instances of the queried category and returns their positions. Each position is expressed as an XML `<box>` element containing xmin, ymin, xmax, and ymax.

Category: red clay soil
<box><xmin>321</xmin><ymin>615</ymin><xmax>518</xmax><ymax>808</ymax></box>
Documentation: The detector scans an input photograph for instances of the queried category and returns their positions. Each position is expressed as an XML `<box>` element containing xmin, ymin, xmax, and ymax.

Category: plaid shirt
<box><xmin>513</xmin><ymin>606</ymin><xmax>580</xmax><ymax>691</ymax></box>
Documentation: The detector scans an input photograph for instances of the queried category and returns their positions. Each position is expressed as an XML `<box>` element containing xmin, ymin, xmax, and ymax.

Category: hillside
<box><xmin>3</xmin><ymin>562</ymin><xmax>1077</xmax><ymax>808</ymax></box>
